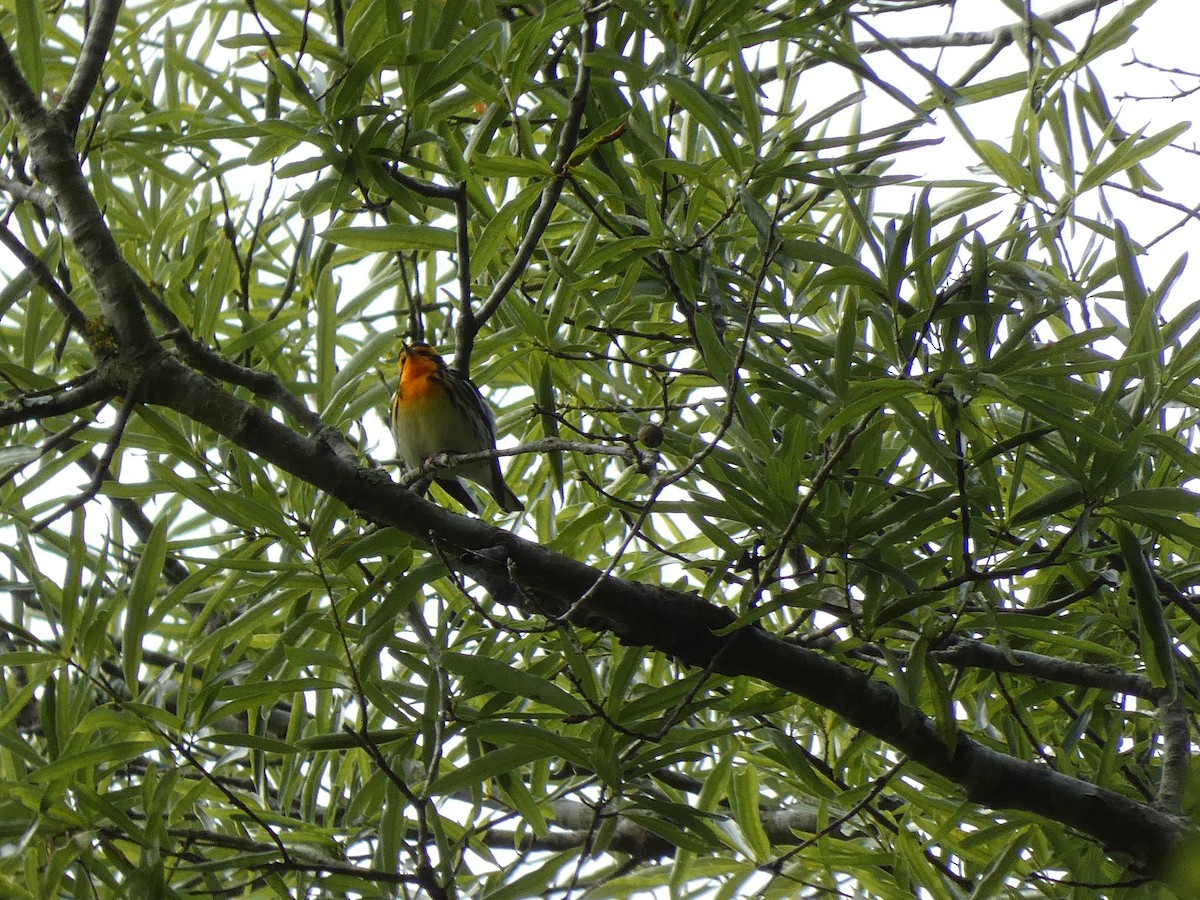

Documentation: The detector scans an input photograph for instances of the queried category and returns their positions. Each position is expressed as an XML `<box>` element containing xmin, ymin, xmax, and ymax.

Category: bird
<box><xmin>389</xmin><ymin>342</ymin><xmax>524</xmax><ymax>514</ymax></box>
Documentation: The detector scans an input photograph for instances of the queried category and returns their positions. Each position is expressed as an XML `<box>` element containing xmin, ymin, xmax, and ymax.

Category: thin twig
<box><xmin>345</xmin><ymin>727</ymin><xmax>452</xmax><ymax>900</ymax></box>
<box><xmin>450</xmin><ymin>182</ymin><xmax>473</xmax><ymax>376</ymax></box>
<box><xmin>32</xmin><ymin>388</ymin><xmax>137</xmax><ymax>533</ymax></box>
<box><xmin>766</xmin><ymin>761</ymin><xmax>905</xmax><ymax>873</ymax></box>
<box><xmin>92</xmin><ymin>825</ymin><xmax>414</xmax><ymax>885</ymax></box>
<box><xmin>0</xmin><ymin>223</ymin><xmax>91</xmax><ymax>336</ymax></box>
<box><xmin>395</xmin><ymin>436</ymin><xmax>653</xmax><ymax>489</ymax></box>
<box><xmin>455</xmin><ymin>2</ymin><xmax>599</xmax><ymax>373</ymax></box>
<box><xmin>1156</xmin><ymin>576</ymin><xmax>1200</xmax><ymax>631</ymax></box>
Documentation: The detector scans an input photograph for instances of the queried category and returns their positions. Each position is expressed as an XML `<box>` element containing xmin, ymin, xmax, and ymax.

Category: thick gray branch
<box><xmin>931</xmin><ymin>636</ymin><xmax>1157</xmax><ymax>699</ymax></box>
<box><xmin>56</xmin><ymin>0</ymin><xmax>123</xmax><ymax>134</ymax></box>
<box><xmin>136</xmin><ymin>353</ymin><xmax>1192</xmax><ymax>878</ymax></box>
<box><xmin>1157</xmin><ymin>694</ymin><xmax>1189</xmax><ymax>815</ymax></box>
<box><xmin>0</xmin><ymin>35</ymin><xmax>158</xmax><ymax>359</ymax></box>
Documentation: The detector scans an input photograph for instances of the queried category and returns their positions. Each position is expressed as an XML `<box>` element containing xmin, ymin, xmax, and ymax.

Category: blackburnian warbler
<box><xmin>390</xmin><ymin>343</ymin><xmax>524</xmax><ymax>514</ymax></box>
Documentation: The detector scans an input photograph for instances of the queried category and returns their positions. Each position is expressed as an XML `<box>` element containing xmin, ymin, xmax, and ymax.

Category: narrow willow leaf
<box><xmin>661</xmin><ymin>74</ymin><xmax>744</xmax><ymax>169</ymax></box>
<box><xmin>14</xmin><ymin>0</ymin><xmax>43</xmax><ymax>93</ymax></box>
<box><xmin>1107</xmin><ymin>488</ymin><xmax>1200</xmax><ymax>516</ymax></box>
<box><xmin>322</xmin><ymin>224</ymin><xmax>457</xmax><ymax>251</ymax></box>
<box><xmin>1076</xmin><ymin>122</ymin><xmax>1188</xmax><ymax>195</ymax></box>
<box><xmin>1116</xmin><ymin>524</ymin><xmax>1176</xmax><ymax>697</ymax></box>
<box><xmin>29</xmin><ymin>741</ymin><xmax>155</xmax><ymax>784</ymax></box>
<box><xmin>429</xmin><ymin>744</ymin><xmax>550</xmax><ymax>796</ymax></box>
<box><xmin>536</xmin><ymin>358</ymin><xmax>564</xmax><ymax>491</ymax></box>
<box><xmin>730</xmin><ymin>764</ymin><xmax>770</xmax><ymax>861</ymax></box>
<box><xmin>440</xmin><ymin>651</ymin><xmax>588</xmax><ymax>716</ymax></box>
<box><xmin>1010</xmin><ymin>483</ymin><xmax>1085</xmax><ymax>526</ymax></box>
<box><xmin>124</xmin><ymin>515</ymin><xmax>171</xmax><ymax>694</ymax></box>
<box><xmin>0</xmin><ymin>445</ymin><xmax>40</xmax><ymax>467</ymax></box>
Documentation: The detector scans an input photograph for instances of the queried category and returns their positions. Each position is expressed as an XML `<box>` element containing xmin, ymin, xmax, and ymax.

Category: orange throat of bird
<box><xmin>398</xmin><ymin>351</ymin><xmax>444</xmax><ymax>404</ymax></box>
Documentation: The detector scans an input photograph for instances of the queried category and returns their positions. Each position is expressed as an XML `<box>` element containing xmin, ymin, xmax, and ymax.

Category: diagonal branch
<box><xmin>136</xmin><ymin>282</ymin><xmax>356</xmax><ymax>459</ymax></box>
<box><xmin>0</xmin><ymin>223</ymin><xmax>90</xmax><ymax>337</ymax></box>
<box><xmin>854</xmin><ymin>0</ymin><xmax>1124</xmax><ymax>53</ymax></box>
<box><xmin>0</xmin><ymin>34</ymin><xmax>159</xmax><ymax>355</ymax></box>
<box><xmin>56</xmin><ymin>0</ymin><xmax>123</xmax><ymax>135</ymax></box>
<box><xmin>930</xmin><ymin>635</ymin><xmax>1158</xmax><ymax>699</ymax></box>
<box><xmin>137</xmin><ymin>351</ymin><xmax>1193</xmax><ymax>879</ymax></box>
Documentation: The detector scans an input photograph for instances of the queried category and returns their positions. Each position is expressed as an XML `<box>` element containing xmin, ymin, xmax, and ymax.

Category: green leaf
<box><xmin>429</xmin><ymin>744</ymin><xmax>551</xmax><ymax>796</ymax></box>
<box><xmin>0</xmin><ymin>444</ymin><xmax>40</xmax><ymax>468</ymax></box>
<box><xmin>29</xmin><ymin>741</ymin><xmax>156</xmax><ymax>784</ymax></box>
<box><xmin>470</xmin><ymin>155</ymin><xmax>554</xmax><ymax>179</ymax></box>
<box><xmin>467</xmin><ymin>722</ymin><xmax>592</xmax><ymax>769</ymax></box>
<box><xmin>414</xmin><ymin>21</ymin><xmax>503</xmax><ymax>103</ymax></box>
<box><xmin>969</xmin><ymin>830</ymin><xmax>1028</xmax><ymax>899</ymax></box>
<box><xmin>206</xmin><ymin>732</ymin><xmax>297</xmax><ymax>754</ymax></box>
<box><xmin>473</xmin><ymin>182</ymin><xmax>545</xmax><ymax>273</ymax></box>
<box><xmin>1107</xmin><ymin>488</ymin><xmax>1200</xmax><ymax>516</ymax></box>
<box><xmin>973</xmin><ymin>139</ymin><xmax>1042</xmax><ymax>197</ymax></box>
<box><xmin>536</xmin><ymin>358</ymin><xmax>563</xmax><ymax>491</ymax></box>
<box><xmin>14</xmin><ymin>0</ymin><xmax>43</xmax><ymax>94</ymax></box>
<box><xmin>1077</xmin><ymin>122</ymin><xmax>1189</xmax><ymax>195</ymax></box>
<box><xmin>1116</xmin><ymin>524</ymin><xmax>1176</xmax><ymax>697</ymax></box>
<box><xmin>321</xmin><ymin>224</ymin><xmax>457</xmax><ymax>251</ymax></box>
<box><xmin>439</xmin><ymin>651</ymin><xmax>588</xmax><ymax>716</ymax></box>
<box><xmin>294</xmin><ymin>729</ymin><xmax>413</xmax><ymax>751</ymax></box>
<box><xmin>661</xmin><ymin>74</ymin><xmax>745</xmax><ymax>169</ymax></box>
<box><xmin>730</xmin><ymin>764</ymin><xmax>769</xmax><ymax>861</ymax></box>
<box><xmin>1011</xmin><ymin>483</ymin><xmax>1086</xmax><ymax>526</ymax></box>
<box><xmin>124</xmin><ymin>514</ymin><xmax>170</xmax><ymax>693</ymax></box>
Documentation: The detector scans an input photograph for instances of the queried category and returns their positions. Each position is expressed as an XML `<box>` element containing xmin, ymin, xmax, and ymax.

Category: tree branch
<box><xmin>136</xmin><ymin>352</ymin><xmax>1192</xmax><ymax>877</ymax></box>
<box><xmin>0</xmin><ymin>175</ymin><xmax>57</xmax><ymax>216</ymax></box>
<box><xmin>1157</xmin><ymin>693</ymin><xmax>1189</xmax><ymax>815</ymax></box>
<box><xmin>32</xmin><ymin>387</ymin><xmax>136</xmax><ymax>533</ymax></box>
<box><xmin>0</xmin><ymin>372</ymin><xmax>116</xmax><ymax>427</ymax></box>
<box><xmin>0</xmin><ymin>222</ymin><xmax>90</xmax><ymax>337</ymax></box>
<box><xmin>930</xmin><ymin>635</ymin><xmax>1158</xmax><ymax>699</ymax></box>
<box><xmin>95</xmin><ymin>826</ymin><xmax>415</xmax><ymax>886</ymax></box>
<box><xmin>56</xmin><ymin>0</ymin><xmax>123</xmax><ymax>135</ymax></box>
<box><xmin>0</xmin><ymin>34</ymin><xmax>159</xmax><ymax>356</ymax></box>
<box><xmin>853</xmin><ymin>0</ymin><xmax>1124</xmax><ymax>53</ymax></box>
<box><xmin>451</xmin><ymin>181</ymin><xmax>472</xmax><ymax>364</ymax></box>
<box><xmin>136</xmin><ymin>282</ymin><xmax>356</xmax><ymax>459</ymax></box>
